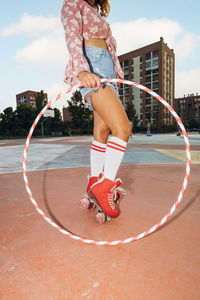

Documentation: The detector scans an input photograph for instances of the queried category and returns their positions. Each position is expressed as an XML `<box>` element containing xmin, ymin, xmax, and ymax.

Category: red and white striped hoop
<box><xmin>22</xmin><ymin>79</ymin><xmax>191</xmax><ymax>246</ymax></box>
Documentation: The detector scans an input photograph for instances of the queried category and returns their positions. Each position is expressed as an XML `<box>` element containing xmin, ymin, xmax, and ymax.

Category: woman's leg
<box><xmin>91</xmin><ymin>86</ymin><xmax>131</xmax><ymax>142</ymax></box>
<box><xmin>81</xmin><ymin>106</ymin><xmax>110</xmax><ymax>208</ymax></box>
<box><xmin>88</xmin><ymin>86</ymin><xmax>132</xmax><ymax>217</ymax></box>
<box><xmin>91</xmin><ymin>85</ymin><xmax>132</xmax><ymax>181</ymax></box>
<box><xmin>93</xmin><ymin>110</ymin><xmax>110</xmax><ymax>143</ymax></box>
<box><xmin>89</xmin><ymin>110</ymin><xmax>110</xmax><ymax>177</ymax></box>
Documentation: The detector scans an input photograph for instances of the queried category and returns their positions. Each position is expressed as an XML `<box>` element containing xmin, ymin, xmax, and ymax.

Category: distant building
<box><xmin>118</xmin><ymin>37</ymin><xmax>175</xmax><ymax>126</ymax></box>
<box><xmin>63</xmin><ymin>107</ymin><xmax>72</xmax><ymax>122</ymax></box>
<box><xmin>174</xmin><ymin>94</ymin><xmax>200</xmax><ymax>125</ymax></box>
<box><xmin>16</xmin><ymin>90</ymin><xmax>48</xmax><ymax>108</ymax></box>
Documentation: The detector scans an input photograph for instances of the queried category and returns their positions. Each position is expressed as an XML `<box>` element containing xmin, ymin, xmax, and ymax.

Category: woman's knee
<box><xmin>93</xmin><ymin>124</ymin><xmax>110</xmax><ymax>143</ymax></box>
<box><xmin>127</xmin><ymin>123</ymin><xmax>133</xmax><ymax>137</ymax></box>
<box><xmin>112</xmin><ymin>123</ymin><xmax>132</xmax><ymax>141</ymax></box>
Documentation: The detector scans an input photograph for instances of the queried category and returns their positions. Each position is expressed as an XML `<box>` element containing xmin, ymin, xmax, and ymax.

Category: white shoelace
<box><xmin>109</xmin><ymin>184</ymin><xmax>126</xmax><ymax>209</ymax></box>
<box><xmin>113</xmin><ymin>185</ymin><xmax>126</xmax><ymax>201</ymax></box>
<box><xmin>108</xmin><ymin>192</ymin><xmax>116</xmax><ymax>210</ymax></box>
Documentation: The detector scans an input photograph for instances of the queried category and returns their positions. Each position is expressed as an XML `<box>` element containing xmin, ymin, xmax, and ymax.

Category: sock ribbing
<box><xmin>104</xmin><ymin>136</ymin><xmax>127</xmax><ymax>181</ymax></box>
<box><xmin>90</xmin><ymin>139</ymin><xmax>106</xmax><ymax>177</ymax></box>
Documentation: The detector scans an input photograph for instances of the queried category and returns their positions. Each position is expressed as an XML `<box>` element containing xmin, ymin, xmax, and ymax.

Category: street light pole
<box><xmin>41</xmin><ymin>117</ymin><xmax>47</xmax><ymax>137</ymax></box>
<box><xmin>199</xmin><ymin>104</ymin><xmax>200</xmax><ymax>134</ymax></box>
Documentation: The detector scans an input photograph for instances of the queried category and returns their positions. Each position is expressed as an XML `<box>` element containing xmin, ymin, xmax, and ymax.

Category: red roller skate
<box><xmin>88</xmin><ymin>177</ymin><xmax>125</xmax><ymax>222</ymax></box>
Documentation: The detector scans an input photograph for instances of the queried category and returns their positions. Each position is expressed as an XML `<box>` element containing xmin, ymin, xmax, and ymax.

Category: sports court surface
<box><xmin>0</xmin><ymin>134</ymin><xmax>200</xmax><ymax>299</ymax></box>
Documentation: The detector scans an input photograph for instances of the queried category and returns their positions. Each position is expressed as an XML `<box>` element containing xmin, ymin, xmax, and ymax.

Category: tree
<box><xmin>0</xmin><ymin>107</ymin><xmax>16</xmax><ymax>136</ymax></box>
<box><xmin>34</xmin><ymin>90</ymin><xmax>48</xmax><ymax>135</ymax></box>
<box><xmin>15</xmin><ymin>104</ymin><xmax>36</xmax><ymax>136</ymax></box>
<box><xmin>125</xmin><ymin>102</ymin><xmax>139</xmax><ymax>131</ymax></box>
<box><xmin>67</xmin><ymin>90</ymin><xmax>93</xmax><ymax>134</ymax></box>
<box><xmin>35</xmin><ymin>90</ymin><xmax>47</xmax><ymax>114</ymax></box>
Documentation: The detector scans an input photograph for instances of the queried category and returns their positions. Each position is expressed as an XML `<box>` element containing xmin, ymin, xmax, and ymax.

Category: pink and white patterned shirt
<box><xmin>61</xmin><ymin>0</ymin><xmax>124</xmax><ymax>86</ymax></box>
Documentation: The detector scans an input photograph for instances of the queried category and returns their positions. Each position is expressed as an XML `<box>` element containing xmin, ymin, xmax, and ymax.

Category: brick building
<box><xmin>16</xmin><ymin>90</ymin><xmax>48</xmax><ymax>108</ymax></box>
<box><xmin>118</xmin><ymin>37</ymin><xmax>175</xmax><ymax>126</ymax></box>
<box><xmin>174</xmin><ymin>94</ymin><xmax>200</xmax><ymax>126</ymax></box>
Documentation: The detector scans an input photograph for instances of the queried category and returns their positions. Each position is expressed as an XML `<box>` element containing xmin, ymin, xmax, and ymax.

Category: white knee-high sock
<box><xmin>104</xmin><ymin>136</ymin><xmax>127</xmax><ymax>181</ymax></box>
<box><xmin>90</xmin><ymin>139</ymin><xmax>106</xmax><ymax>177</ymax></box>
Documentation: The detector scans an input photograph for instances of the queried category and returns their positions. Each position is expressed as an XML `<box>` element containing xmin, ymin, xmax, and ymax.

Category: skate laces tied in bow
<box><xmin>109</xmin><ymin>179</ymin><xmax>126</xmax><ymax>209</ymax></box>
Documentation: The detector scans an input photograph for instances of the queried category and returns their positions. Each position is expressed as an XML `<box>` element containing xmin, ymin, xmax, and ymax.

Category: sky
<box><xmin>0</xmin><ymin>0</ymin><xmax>200</xmax><ymax>113</ymax></box>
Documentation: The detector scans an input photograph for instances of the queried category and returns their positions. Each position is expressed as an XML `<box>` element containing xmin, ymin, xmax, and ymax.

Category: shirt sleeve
<box><xmin>61</xmin><ymin>1</ymin><xmax>90</xmax><ymax>81</ymax></box>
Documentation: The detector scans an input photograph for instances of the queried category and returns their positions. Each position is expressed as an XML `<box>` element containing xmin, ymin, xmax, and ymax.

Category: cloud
<box><xmin>112</xmin><ymin>18</ymin><xmax>200</xmax><ymax>59</ymax></box>
<box><xmin>0</xmin><ymin>13</ymin><xmax>68</xmax><ymax>66</ymax></box>
<box><xmin>45</xmin><ymin>81</ymin><xmax>69</xmax><ymax>102</ymax></box>
<box><xmin>175</xmin><ymin>68</ymin><xmax>200</xmax><ymax>98</ymax></box>
<box><xmin>2</xmin><ymin>14</ymin><xmax>200</xmax><ymax>100</ymax></box>
<box><xmin>0</xmin><ymin>13</ymin><xmax>60</xmax><ymax>38</ymax></box>
<box><xmin>15</xmin><ymin>34</ymin><xmax>67</xmax><ymax>65</ymax></box>
<box><xmin>6</xmin><ymin>15</ymin><xmax>199</xmax><ymax>68</ymax></box>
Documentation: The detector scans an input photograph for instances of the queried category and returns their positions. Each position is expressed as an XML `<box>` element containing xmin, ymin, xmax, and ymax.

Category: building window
<box><xmin>152</xmin><ymin>58</ymin><xmax>159</xmax><ymax>68</ymax></box>
<box><xmin>146</xmin><ymin>52</ymin><xmax>151</xmax><ymax>60</ymax></box>
<box><xmin>153</xmin><ymin>74</ymin><xmax>159</xmax><ymax>82</ymax></box>
<box><xmin>153</xmin><ymin>69</ymin><xmax>159</xmax><ymax>75</ymax></box>
<box><xmin>153</xmin><ymin>50</ymin><xmax>158</xmax><ymax>58</ymax></box>
<box><xmin>124</xmin><ymin>60</ymin><xmax>129</xmax><ymax>68</ymax></box>
<box><xmin>19</xmin><ymin>96</ymin><xmax>27</xmax><ymax>105</ymax></box>
<box><xmin>146</xmin><ymin>83</ymin><xmax>151</xmax><ymax>89</ymax></box>
<box><xmin>124</xmin><ymin>87</ymin><xmax>129</xmax><ymax>95</ymax></box>
<box><xmin>146</xmin><ymin>76</ymin><xmax>151</xmax><ymax>83</ymax></box>
<box><xmin>145</xmin><ymin>61</ymin><xmax>151</xmax><ymax>69</ymax></box>
<box><xmin>146</xmin><ymin>105</ymin><xmax>151</xmax><ymax>111</ymax></box>
<box><xmin>153</xmin><ymin>82</ymin><xmax>159</xmax><ymax>89</ymax></box>
<box><xmin>153</xmin><ymin>89</ymin><xmax>159</xmax><ymax>95</ymax></box>
<box><xmin>124</xmin><ymin>74</ymin><xmax>129</xmax><ymax>80</ymax></box>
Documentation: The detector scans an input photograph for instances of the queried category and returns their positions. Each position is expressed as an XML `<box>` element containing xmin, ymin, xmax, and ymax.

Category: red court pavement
<box><xmin>0</xmin><ymin>137</ymin><xmax>200</xmax><ymax>299</ymax></box>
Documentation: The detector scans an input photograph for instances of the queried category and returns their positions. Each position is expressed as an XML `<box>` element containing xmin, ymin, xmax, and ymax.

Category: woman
<box><xmin>61</xmin><ymin>0</ymin><xmax>131</xmax><ymax>218</ymax></box>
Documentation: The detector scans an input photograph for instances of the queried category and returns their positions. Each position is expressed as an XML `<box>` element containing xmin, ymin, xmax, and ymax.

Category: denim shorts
<box><xmin>79</xmin><ymin>46</ymin><xmax>119</xmax><ymax>111</ymax></box>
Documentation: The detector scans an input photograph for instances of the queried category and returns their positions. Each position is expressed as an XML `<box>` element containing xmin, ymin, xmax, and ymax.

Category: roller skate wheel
<box><xmin>96</xmin><ymin>212</ymin><xmax>106</xmax><ymax>224</ymax></box>
<box><xmin>80</xmin><ymin>196</ymin><xmax>90</xmax><ymax>210</ymax></box>
<box><xmin>88</xmin><ymin>202</ymin><xmax>96</xmax><ymax>210</ymax></box>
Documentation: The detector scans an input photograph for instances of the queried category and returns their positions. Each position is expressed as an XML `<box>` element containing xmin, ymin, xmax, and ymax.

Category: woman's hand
<box><xmin>116</xmin><ymin>75</ymin><xmax>121</xmax><ymax>90</ymax></box>
<box><xmin>78</xmin><ymin>71</ymin><xmax>101</xmax><ymax>90</ymax></box>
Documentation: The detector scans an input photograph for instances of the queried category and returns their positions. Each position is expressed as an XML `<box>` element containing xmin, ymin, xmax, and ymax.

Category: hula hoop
<box><xmin>22</xmin><ymin>79</ymin><xmax>191</xmax><ymax>246</ymax></box>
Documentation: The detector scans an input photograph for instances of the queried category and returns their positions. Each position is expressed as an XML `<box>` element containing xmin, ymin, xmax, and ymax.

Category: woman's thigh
<box><xmin>79</xmin><ymin>46</ymin><xmax>119</xmax><ymax>111</ymax></box>
<box><xmin>91</xmin><ymin>85</ymin><xmax>131</xmax><ymax>141</ymax></box>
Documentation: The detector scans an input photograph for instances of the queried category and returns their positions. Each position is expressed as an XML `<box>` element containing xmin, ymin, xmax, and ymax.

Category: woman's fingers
<box><xmin>96</xmin><ymin>76</ymin><xmax>101</xmax><ymax>90</ymax></box>
<box><xmin>91</xmin><ymin>79</ymin><xmax>96</xmax><ymax>88</ymax></box>
<box><xmin>83</xmin><ymin>73</ymin><xmax>101</xmax><ymax>89</ymax></box>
